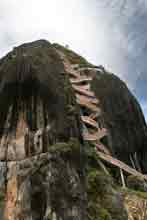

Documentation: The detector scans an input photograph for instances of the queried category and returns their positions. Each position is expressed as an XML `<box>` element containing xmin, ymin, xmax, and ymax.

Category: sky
<box><xmin>0</xmin><ymin>0</ymin><xmax>147</xmax><ymax>118</ymax></box>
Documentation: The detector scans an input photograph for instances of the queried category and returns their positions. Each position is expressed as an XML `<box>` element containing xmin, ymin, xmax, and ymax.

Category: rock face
<box><xmin>91</xmin><ymin>73</ymin><xmax>147</xmax><ymax>172</ymax></box>
<box><xmin>0</xmin><ymin>40</ymin><xmax>81</xmax><ymax>149</ymax></box>
<box><xmin>4</xmin><ymin>144</ymin><xmax>87</xmax><ymax>220</ymax></box>
<box><xmin>0</xmin><ymin>144</ymin><xmax>87</xmax><ymax>220</ymax></box>
<box><xmin>0</xmin><ymin>39</ymin><xmax>147</xmax><ymax>219</ymax></box>
<box><xmin>0</xmin><ymin>40</ymin><xmax>85</xmax><ymax>220</ymax></box>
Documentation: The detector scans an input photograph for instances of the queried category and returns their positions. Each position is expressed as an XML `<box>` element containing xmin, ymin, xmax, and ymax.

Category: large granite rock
<box><xmin>0</xmin><ymin>40</ymin><xmax>83</xmax><ymax>160</ymax></box>
<box><xmin>0</xmin><ymin>39</ymin><xmax>146</xmax><ymax>219</ymax></box>
<box><xmin>0</xmin><ymin>40</ymin><xmax>86</xmax><ymax>220</ymax></box>
<box><xmin>0</xmin><ymin>141</ymin><xmax>87</xmax><ymax>220</ymax></box>
<box><xmin>91</xmin><ymin>73</ymin><xmax>147</xmax><ymax>172</ymax></box>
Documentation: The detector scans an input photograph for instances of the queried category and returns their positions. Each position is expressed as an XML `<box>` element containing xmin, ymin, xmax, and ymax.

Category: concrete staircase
<box><xmin>56</xmin><ymin>48</ymin><xmax>147</xmax><ymax>184</ymax></box>
<box><xmin>56</xmin><ymin>48</ymin><xmax>109</xmax><ymax>154</ymax></box>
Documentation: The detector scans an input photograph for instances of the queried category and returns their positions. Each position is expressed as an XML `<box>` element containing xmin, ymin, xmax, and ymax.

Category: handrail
<box><xmin>96</xmin><ymin>150</ymin><xmax>147</xmax><ymax>181</ymax></box>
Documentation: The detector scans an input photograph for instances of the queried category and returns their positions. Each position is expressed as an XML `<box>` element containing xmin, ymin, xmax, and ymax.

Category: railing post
<box><xmin>120</xmin><ymin>168</ymin><xmax>126</xmax><ymax>188</ymax></box>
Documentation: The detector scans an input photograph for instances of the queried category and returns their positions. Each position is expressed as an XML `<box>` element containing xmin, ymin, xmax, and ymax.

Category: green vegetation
<box><xmin>122</xmin><ymin>187</ymin><xmax>147</xmax><ymax>200</ymax></box>
<box><xmin>87</xmin><ymin>169</ymin><xmax>112</xmax><ymax>220</ymax></box>
<box><xmin>48</xmin><ymin>138</ymin><xmax>81</xmax><ymax>157</ymax></box>
<box><xmin>0</xmin><ymin>188</ymin><xmax>5</xmax><ymax>209</ymax></box>
<box><xmin>53</xmin><ymin>43</ymin><xmax>94</xmax><ymax>66</ymax></box>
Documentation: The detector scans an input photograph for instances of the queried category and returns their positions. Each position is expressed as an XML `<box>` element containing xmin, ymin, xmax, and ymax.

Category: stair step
<box><xmin>72</xmin><ymin>85</ymin><xmax>95</xmax><ymax>97</ymax></box>
<box><xmin>71</xmin><ymin>64</ymin><xmax>100</xmax><ymax>70</ymax></box>
<box><xmin>71</xmin><ymin>64</ymin><xmax>79</xmax><ymax>69</ymax></box>
<box><xmin>72</xmin><ymin>83</ymin><xmax>90</xmax><ymax>91</ymax></box>
<box><xmin>81</xmin><ymin>116</ymin><xmax>98</xmax><ymax>129</ymax></box>
<box><xmin>77</xmin><ymin>84</ymin><xmax>90</xmax><ymax>90</ymax></box>
<box><xmin>67</xmin><ymin>71</ymin><xmax>79</xmax><ymax>78</ymax></box>
<box><xmin>89</xmin><ymin>112</ymin><xmax>100</xmax><ymax>119</ymax></box>
<box><xmin>79</xmin><ymin>67</ymin><xmax>98</xmax><ymax>71</ymax></box>
<box><xmin>76</xmin><ymin>94</ymin><xmax>99</xmax><ymax>105</ymax></box>
<box><xmin>95</xmin><ymin>142</ymin><xmax>111</xmax><ymax>155</ymax></box>
<box><xmin>83</xmin><ymin>128</ymin><xmax>107</xmax><ymax>141</ymax></box>
<box><xmin>76</xmin><ymin>97</ymin><xmax>100</xmax><ymax>112</ymax></box>
<box><xmin>70</xmin><ymin>76</ymin><xmax>92</xmax><ymax>84</ymax></box>
<box><xmin>78</xmin><ymin>65</ymin><xmax>105</xmax><ymax>72</ymax></box>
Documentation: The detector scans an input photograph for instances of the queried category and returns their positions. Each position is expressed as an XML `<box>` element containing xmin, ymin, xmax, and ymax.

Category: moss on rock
<box><xmin>85</xmin><ymin>143</ymin><xmax>128</xmax><ymax>219</ymax></box>
<box><xmin>48</xmin><ymin>138</ymin><xmax>80</xmax><ymax>153</ymax></box>
<box><xmin>126</xmin><ymin>175</ymin><xmax>147</xmax><ymax>192</ymax></box>
<box><xmin>53</xmin><ymin>43</ymin><xmax>94</xmax><ymax>66</ymax></box>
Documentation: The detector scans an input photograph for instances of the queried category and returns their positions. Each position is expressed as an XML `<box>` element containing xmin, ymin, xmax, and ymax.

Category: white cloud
<box><xmin>0</xmin><ymin>0</ymin><xmax>99</xmax><ymax>59</ymax></box>
<box><xmin>0</xmin><ymin>0</ymin><xmax>147</xmax><ymax>117</ymax></box>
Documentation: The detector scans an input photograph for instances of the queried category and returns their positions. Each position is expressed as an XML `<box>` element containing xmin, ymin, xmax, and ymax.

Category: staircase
<box><xmin>71</xmin><ymin>64</ymin><xmax>109</xmax><ymax>150</ymax></box>
<box><xmin>55</xmin><ymin>48</ymin><xmax>147</xmax><ymax>183</ymax></box>
<box><xmin>57</xmin><ymin>49</ymin><xmax>110</xmax><ymax>154</ymax></box>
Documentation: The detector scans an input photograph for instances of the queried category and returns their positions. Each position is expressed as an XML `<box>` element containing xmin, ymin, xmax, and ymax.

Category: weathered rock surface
<box><xmin>0</xmin><ymin>40</ymin><xmax>85</xmax><ymax>220</ymax></box>
<box><xmin>91</xmin><ymin>73</ymin><xmax>147</xmax><ymax>172</ymax></box>
<box><xmin>0</xmin><ymin>142</ymin><xmax>87</xmax><ymax>220</ymax></box>
<box><xmin>0</xmin><ymin>39</ymin><xmax>147</xmax><ymax>219</ymax></box>
<box><xmin>54</xmin><ymin>43</ymin><xmax>147</xmax><ymax>173</ymax></box>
